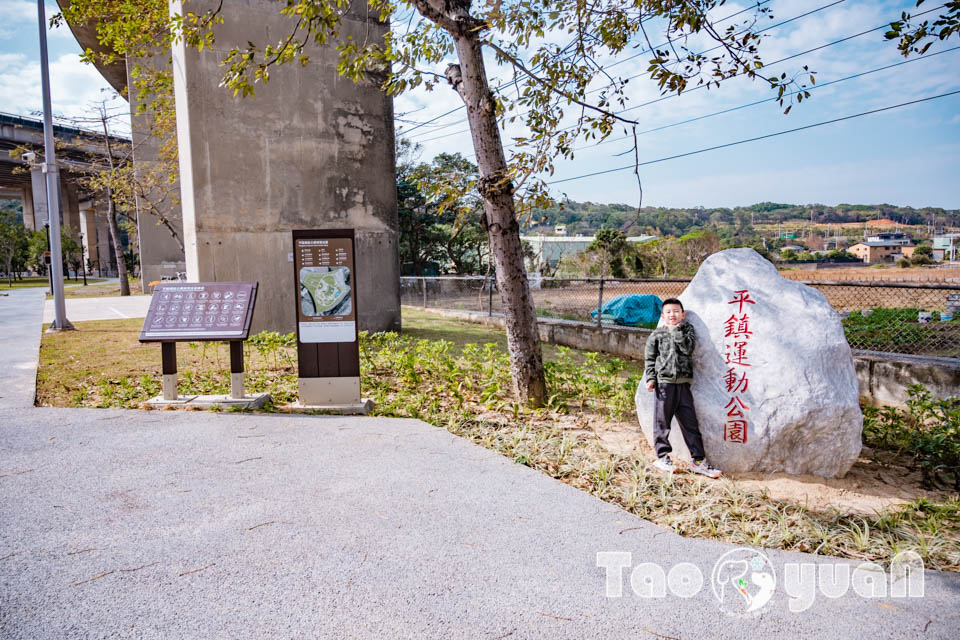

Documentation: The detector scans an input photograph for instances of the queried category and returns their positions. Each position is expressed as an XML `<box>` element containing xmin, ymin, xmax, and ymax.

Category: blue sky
<box><xmin>1</xmin><ymin>0</ymin><xmax>958</xmax><ymax>210</ymax></box>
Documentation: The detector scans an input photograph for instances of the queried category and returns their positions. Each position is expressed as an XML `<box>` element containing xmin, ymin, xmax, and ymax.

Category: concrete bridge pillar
<box><xmin>126</xmin><ymin>55</ymin><xmax>186</xmax><ymax>286</ymax></box>
<box><xmin>79</xmin><ymin>199</ymin><xmax>98</xmax><ymax>269</ymax></box>
<box><xmin>95</xmin><ymin>208</ymin><xmax>113</xmax><ymax>276</ymax></box>
<box><xmin>169</xmin><ymin>0</ymin><xmax>400</xmax><ymax>334</ymax></box>
<box><xmin>59</xmin><ymin>180</ymin><xmax>81</xmax><ymax>235</ymax></box>
<box><xmin>20</xmin><ymin>186</ymin><xmax>36</xmax><ymax>231</ymax></box>
<box><xmin>29</xmin><ymin>168</ymin><xmax>48</xmax><ymax>228</ymax></box>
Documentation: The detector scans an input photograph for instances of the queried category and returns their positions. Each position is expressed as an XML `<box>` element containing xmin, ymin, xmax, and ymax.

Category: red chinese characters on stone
<box><xmin>721</xmin><ymin>290</ymin><xmax>756</xmax><ymax>445</ymax></box>
<box><xmin>724</xmin><ymin>396</ymin><xmax>749</xmax><ymax>417</ymax></box>
<box><xmin>728</xmin><ymin>290</ymin><xmax>756</xmax><ymax>314</ymax></box>
<box><xmin>723</xmin><ymin>314</ymin><xmax>752</xmax><ymax>339</ymax></box>
<box><xmin>724</xmin><ymin>420</ymin><xmax>748</xmax><ymax>443</ymax></box>
<box><xmin>724</xmin><ymin>341</ymin><xmax>751</xmax><ymax>367</ymax></box>
<box><xmin>724</xmin><ymin>368</ymin><xmax>749</xmax><ymax>394</ymax></box>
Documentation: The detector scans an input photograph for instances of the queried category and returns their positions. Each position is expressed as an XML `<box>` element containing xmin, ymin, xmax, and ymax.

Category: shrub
<box><xmin>863</xmin><ymin>385</ymin><xmax>960</xmax><ymax>491</ymax></box>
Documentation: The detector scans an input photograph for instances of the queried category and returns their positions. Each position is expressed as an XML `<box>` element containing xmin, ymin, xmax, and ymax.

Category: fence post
<box><xmin>597</xmin><ymin>277</ymin><xmax>604</xmax><ymax>328</ymax></box>
<box><xmin>421</xmin><ymin>277</ymin><xmax>427</xmax><ymax>308</ymax></box>
<box><xmin>488</xmin><ymin>275</ymin><xmax>494</xmax><ymax>316</ymax></box>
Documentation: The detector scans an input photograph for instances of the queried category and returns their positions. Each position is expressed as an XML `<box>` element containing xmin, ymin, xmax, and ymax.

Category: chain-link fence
<box><xmin>401</xmin><ymin>276</ymin><xmax>960</xmax><ymax>359</ymax></box>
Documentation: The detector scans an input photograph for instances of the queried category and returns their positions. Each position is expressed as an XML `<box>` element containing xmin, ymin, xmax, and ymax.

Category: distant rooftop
<box><xmin>853</xmin><ymin>241</ymin><xmax>916</xmax><ymax>247</ymax></box>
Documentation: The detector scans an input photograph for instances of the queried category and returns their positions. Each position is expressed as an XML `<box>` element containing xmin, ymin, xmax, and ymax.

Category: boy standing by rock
<box><xmin>644</xmin><ymin>298</ymin><xmax>722</xmax><ymax>478</ymax></box>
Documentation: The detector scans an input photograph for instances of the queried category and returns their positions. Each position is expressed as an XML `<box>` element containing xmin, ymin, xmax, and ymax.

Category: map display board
<box><xmin>294</xmin><ymin>233</ymin><xmax>357</xmax><ymax>343</ymax></box>
<box><xmin>139</xmin><ymin>282</ymin><xmax>258</xmax><ymax>342</ymax></box>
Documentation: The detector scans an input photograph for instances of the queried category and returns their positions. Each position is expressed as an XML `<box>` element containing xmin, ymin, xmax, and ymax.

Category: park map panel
<box><xmin>139</xmin><ymin>282</ymin><xmax>258</xmax><ymax>342</ymax></box>
<box><xmin>295</xmin><ymin>236</ymin><xmax>356</xmax><ymax>343</ymax></box>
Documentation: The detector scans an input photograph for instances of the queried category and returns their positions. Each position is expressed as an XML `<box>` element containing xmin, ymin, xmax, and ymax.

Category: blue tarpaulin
<box><xmin>591</xmin><ymin>294</ymin><xmax>663</xmax><ymax>326</ymax></box>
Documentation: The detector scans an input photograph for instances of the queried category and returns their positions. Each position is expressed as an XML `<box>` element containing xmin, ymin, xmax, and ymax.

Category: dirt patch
<box><xmin>578</xmin><ymin>416</ymin><xmax>954</xmax><ymax>516</ymax></box>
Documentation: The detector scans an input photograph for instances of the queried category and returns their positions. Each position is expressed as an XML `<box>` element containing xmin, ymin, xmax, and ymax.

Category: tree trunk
<box><xmin>446</xmin><ymin>33</ymin><xmax>547</xmax><ymax>406</ymax></box>
<box><xmin>105</xmin><ymin>188</ymin><xmax>130</xmax><ymax>296</ymax></box>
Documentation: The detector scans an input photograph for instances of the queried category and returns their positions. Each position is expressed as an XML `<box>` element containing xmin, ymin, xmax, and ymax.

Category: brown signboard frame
<box><xmin>139</xmin><ymin>282</ymin><xmax>259</xmax><ymax>343</ymax></box>
<box><xmin>292</xmin><ymin>229</ymin><xmax>359</xmax><ymax>379</ymax></box>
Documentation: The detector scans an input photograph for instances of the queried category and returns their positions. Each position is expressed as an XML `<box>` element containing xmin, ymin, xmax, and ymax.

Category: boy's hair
<box><xmin>662</xmin><ymin>298</ymin><xmax>684</xmax><ymax>311</ymax></box>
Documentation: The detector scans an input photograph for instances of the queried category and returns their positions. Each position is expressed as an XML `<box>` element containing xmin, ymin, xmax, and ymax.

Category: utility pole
<box><xmin>36</xmin><ymin>0</ymin><xmax>71</xmax><ymax>331</ymax></box>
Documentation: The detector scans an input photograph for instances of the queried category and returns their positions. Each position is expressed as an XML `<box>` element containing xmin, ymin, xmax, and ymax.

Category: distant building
<box><xmin>866</xmin><ymin>231</ymin><xmax>911</xmax><ymax>245</ymax></box>
<box><xmin>554</xmin><ymin>225</ymin><xmax>567</xmax><ymax>236</ymax></box>
<box><xmin>933</xmin><ymin>234</ymin><xmax>960</xmax><ymax>262</ymax></box>
<box><xmin>901</xmin><ymin>246</ymin><xmax>945</xmax><ymax>262</ymax></box>
<box><xmin>849</xmin><ymin>241</ymin><xmax>915</xmax><ymax>264</ymax></box>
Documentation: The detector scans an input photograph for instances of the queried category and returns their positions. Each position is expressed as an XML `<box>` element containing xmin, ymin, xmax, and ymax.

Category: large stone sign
<box><xmin>635</xmin><ymin>248</ymin><xmax>862</xmax><ymax>477</ymax></box>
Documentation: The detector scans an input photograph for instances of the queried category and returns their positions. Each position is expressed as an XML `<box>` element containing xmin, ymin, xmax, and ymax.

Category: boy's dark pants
<box><xmin>653</xmin><ymin>382</ymin><xmax>706</xmax><ymax>460</ymax></box>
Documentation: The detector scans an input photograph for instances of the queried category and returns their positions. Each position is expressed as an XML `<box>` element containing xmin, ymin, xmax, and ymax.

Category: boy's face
<box><xmin>662</xmin><ymin>303</ymin><xmax>685</xmax><ymax>327</ymax></box>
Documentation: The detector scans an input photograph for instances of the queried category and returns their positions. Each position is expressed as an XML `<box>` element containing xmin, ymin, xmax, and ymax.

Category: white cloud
<box><xmin>0</xmin><ymin>0</ymin><xmax>36</xmax><ymax>22</ymax></box>
<box><xmin>0</xmin><ymin>52</ymin><xmax>129</xmax><ymax>132</ymax></box>
<box><xmin>0</xmin><ymin>1</ymin><xmax>72</xmax><ymax>40</ymax></box>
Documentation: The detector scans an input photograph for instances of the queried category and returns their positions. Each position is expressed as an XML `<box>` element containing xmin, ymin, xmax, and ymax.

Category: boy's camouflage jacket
<box><xmin>644</xmin><ymin>322</ymin><xmax>696</xmax><ymax>384</ymax></box>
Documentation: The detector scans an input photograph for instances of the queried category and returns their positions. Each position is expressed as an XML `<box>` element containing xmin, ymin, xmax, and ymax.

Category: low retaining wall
<box><xmin>852</xmin><ymin>351</ymin><xmax>960</xmax><ymax>406</ymax></box>
<box><xmin>406</xmin><ymin>306</ymin><xmax>960</xmax><ymax>407</ymax></box>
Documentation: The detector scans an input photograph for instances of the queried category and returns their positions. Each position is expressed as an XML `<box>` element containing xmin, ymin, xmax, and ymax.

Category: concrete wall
<box><xmin>411</xmin><ymin>307</ymin><xmax>960</xmax><ymax>407</ymax></box>
<box><xmin>126</xmin><ymin>55</ymin><xmax>186</xmax><ymax>286</ymax></box>
<box><xmin>170</xmin><ymin>0</ymin><xmax>400</xmax><ymax>334</ymax></box>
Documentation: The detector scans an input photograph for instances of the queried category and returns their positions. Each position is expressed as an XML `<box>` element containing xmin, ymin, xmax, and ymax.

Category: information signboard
<box><xmin>294</xmin><ymin>233</ymin><xmax>357</xmax><ymax>343</ymax></box>
<box><xmin>292</xmin><ymin>229</ymin><xmax>362</xmax><ymax>407</ymax></box>
<box><xmin>139</xmin><ymin>282</ymin><xmax>258</xmax><ymax>342</ymax></box>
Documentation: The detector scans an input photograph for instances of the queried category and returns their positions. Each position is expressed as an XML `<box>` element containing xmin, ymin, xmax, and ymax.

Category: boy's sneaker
<box><xmin>690</xmin><ymin>459</ymin><xmax>722</xmax><ymax>478</ymax></box>
<box><xmin>652</xmin><ymin>456</ymin><xmax>677</xmax><ymax>473</ymax></box>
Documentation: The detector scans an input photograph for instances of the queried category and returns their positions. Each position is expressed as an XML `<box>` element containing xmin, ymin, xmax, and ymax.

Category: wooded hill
<box><xmin>523</xmin><ymin>201</ymin><xmax>960</xmax><ymax>237</ymax></box>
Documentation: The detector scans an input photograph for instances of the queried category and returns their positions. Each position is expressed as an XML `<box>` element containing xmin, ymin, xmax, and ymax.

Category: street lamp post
<box><xmin>35</xmin><ymin>0</ymin><xmax>71</xmax><ymax>330</ymax></box>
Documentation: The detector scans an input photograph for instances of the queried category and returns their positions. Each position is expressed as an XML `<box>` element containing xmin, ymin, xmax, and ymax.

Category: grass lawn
<box><xmin>3</xmin><ymin>276</ymin><xmax>105</xmax><ymax>290</ymax></box>
<box><xmin>400</xmin><ymin>308</ymin><xmax>639</xmax><ymax>366</ymax></box>
<box><xmin>36</xmin><ymin>309</ymin><xmax>960</xmax><ymax>571</ymax></box>
<box><xmin>45</xmin><ymin>278</ymin><xmax>144</xmax><ymax>299</ymax></box>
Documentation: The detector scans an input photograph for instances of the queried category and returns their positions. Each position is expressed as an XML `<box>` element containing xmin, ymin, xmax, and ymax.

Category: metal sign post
<box><xmin>292</xmin><ymin>229</ymin><xmax>372</xmax><ymax>414</ymax></box>
<box><xmin>139</xmin><ymin>282</ymin><xmax>269</xmax><ymax>409</ymax></box>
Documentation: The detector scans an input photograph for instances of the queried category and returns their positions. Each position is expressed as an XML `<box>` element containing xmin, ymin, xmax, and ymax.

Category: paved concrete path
<box><xmin>43</xmin><ymin>293</ymin><xmax>152</xmax><ymax>323</ymax></box>
<box><xmin>0</xmin><ymin>288</ymin><xmax>45</xmax><ymax>409</ymax></box>
<box><xmin>1</xmin><ymin>408</ymin><xmax>958</xmax><ymax>639</ymax></box>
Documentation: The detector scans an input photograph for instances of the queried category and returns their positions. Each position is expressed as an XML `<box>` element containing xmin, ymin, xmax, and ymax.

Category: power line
<box><xmin>586</xmin><ymin>45</ymin><xmax>960</xmax><ymax>156</ymax></box>
<box><xmin>489</xmin><ymin>2</ymin><xmax>948</xmax><ymax>155</ymax></box>
<box><xmin>421</xmin><ymin>1</ymin><xmax>947</xmax><ymax>151</ymax></box>
<box><xmin>545</xmin><ymin>89</ymin><xmax>960</xmax><ymax>185</ymax></box>
<box><xmin>602</xmin><ymin>0</ymin><xmax>775</xmax><ymax>72</ymax></box>
<box><xmin>400</xmin><ymin>0</ymin><xmax>782</xmax><ymax>139</ymax></box>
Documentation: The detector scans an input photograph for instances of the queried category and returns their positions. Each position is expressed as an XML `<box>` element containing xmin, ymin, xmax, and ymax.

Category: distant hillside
<box><xmin>522</xmin><ymin>201</ymin><xmax>960</xmax><ymax>237</ymax></box>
